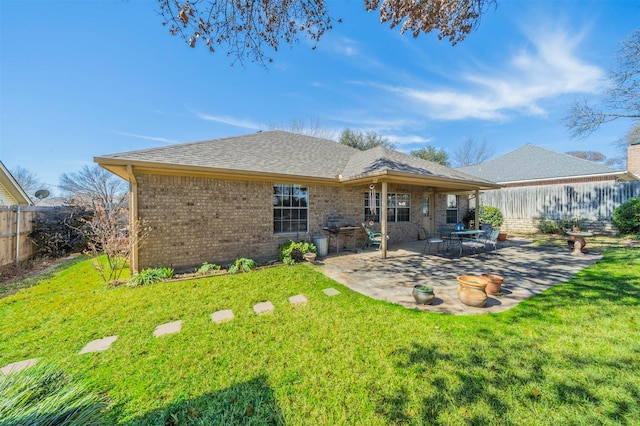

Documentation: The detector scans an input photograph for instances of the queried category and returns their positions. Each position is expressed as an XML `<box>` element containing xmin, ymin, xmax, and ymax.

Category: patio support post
<box><xmin>474</xmin><ymin>189</ymin><xmax>480</xmax><ymax>229</ymax></box>
<box><xmin>127</xmin><ymin>165</ymin><xmax>139</xmax><ymax>274</ymax></box>
<box><xmin>381</xmin><ymin>181</ymin><xmax>388</xmax><ymax>259</ymax></box>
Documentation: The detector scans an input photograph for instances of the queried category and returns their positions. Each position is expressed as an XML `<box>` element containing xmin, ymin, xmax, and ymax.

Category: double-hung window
<box><xmin>364</xmin><ymin>192</ymin><xmax>410</xmax><ymax>222</ymax></box>
<box><xmin>446</xmin><ymin>194</ymin><xmax>458</xmax><ymax>224</ymax></box>
<box><xmin>273</xmin><ymin>184</ymin><xmax>308</xmax><ymax>233</ymax></box>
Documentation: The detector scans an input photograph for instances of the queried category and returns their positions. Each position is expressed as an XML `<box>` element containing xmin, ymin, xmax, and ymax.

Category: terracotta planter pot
<box><xmin>303</xmin><ymin>253</ymin><xmax>317</xmax><ymax>262</ymax></box>
<box><xmin>412</xmin><ymin>285</ymin><xmax>435</xmax><ymax>305</ymax></box>
<box><xmin>456</xmin><ymin>275</ymin><xmax>488</xmax><ymax>307</ymax></box>
<box><xmin>497</xmin><ymin>232</ymin><xmax>507</xmax><ymax>242</ymax></box>
<box><xmin>482</xmin><ymin>273</ymin><xmax>504</xmax><ymax>295</ymax></box>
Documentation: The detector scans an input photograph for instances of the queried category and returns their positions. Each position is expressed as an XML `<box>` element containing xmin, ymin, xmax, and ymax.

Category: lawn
<box><xmin>1</xmin><ymin>247</ymin><xmax>639</xmax><ymax>425</ymax></box>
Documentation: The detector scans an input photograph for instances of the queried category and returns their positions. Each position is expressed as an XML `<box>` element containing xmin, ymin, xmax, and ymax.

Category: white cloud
<box><xmin>195</xmin><ymin>112</ymin><xmax>262</xmax><ymax>130</ymax></box>
<box><xmin>384</xmin><ymin>26</ymin><xmax>604</xmax><ymax>121</ymax></box>
<box><xmin>113</xmin><ymin>131</ymin><xmax>177</xmax><ymax>144</ymax></box>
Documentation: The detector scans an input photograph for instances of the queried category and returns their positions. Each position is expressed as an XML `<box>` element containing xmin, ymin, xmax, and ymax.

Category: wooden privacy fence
<box><xmin>0</xmin><ymin>206</ymin><xmax>50</xmax><ymax>267</ymax></box>
<box><xmin>479</xmin><ymin>181</ymin><xmax>640</xmax><ymax>232</ymax></box>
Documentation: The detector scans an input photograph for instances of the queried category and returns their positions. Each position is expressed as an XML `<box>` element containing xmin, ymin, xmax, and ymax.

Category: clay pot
<box><xmin>412</xmin><ymin>284</ymin><xmax>435</xmax><ymax>305</ymax></box>
<box><xmin>497</xmin><ymin>232</ymin><xmax>507</xmax><ymax>242</ymax></box>
<box><xmin>303</xmin><ymin>253</ymin><xmax>317</xmax><ymax>262</ymax></box>
<box><xmin>456</xmin><ymin>275</ymin><xmax>488</xmax><ymax>307</ymax></box>
<box><xmin>482</xmin><ymin>273</ymin><xmax>504</xmax><ymax>295</ymax></box>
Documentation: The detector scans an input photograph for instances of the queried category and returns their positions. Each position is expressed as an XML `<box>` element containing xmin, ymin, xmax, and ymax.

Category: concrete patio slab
<box><xmin>254</xmin><ymin>301</ymin><xmax>275</xmax><ymax>314</ymax></box>
<box><xmin>153</xmin><ymin>320</ymin><xmax>182</xmax><ymax>337</ymax></box>
<box><xmin>211</xmin><ymin>309</ymin><xmax>234</xmax><ymax>323</ymax></box>
<box><xmin>0</xmin><ymin>358</ymin><xmax>39</xmax><ymax>376</ymax></box>
<box><xmin>322</xmin><ymin>288</ymin><xmax>340</xmax><ymax>296</ymax></box>
<box><xmin>78</xmin><ymin>335</ymin><xmax>118</xmax><ymax>354</ymax></box>
<box><xmin>289</xmin><ymin>294</ymin><xmax>308</xmax><ymax>306</ymax></box>
<box><xmin>319</xmin><ymin>237</ymin><xmax>602</xmax><ymax>315</ymax></box>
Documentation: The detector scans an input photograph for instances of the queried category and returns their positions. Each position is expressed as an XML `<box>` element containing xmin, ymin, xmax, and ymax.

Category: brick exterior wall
<box><xmin>135</xmin><ymin>174</ymin><xmax>452</xmax><ymax>271</ymax></box>
<box><xmin>628</xmin><ymin>143</ymin><xmax>640</xmax><ymax>178</ymax></box>
<box><xmin>500</xmin><ymin>217</ymin><xmax>618</xmax><ymax>235</ymax></box>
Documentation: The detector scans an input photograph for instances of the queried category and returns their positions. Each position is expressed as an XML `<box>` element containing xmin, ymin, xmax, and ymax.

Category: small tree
<box><xmin>84</xmin><ymin>204</ymin><xmax>145</xmax><ymax>285</ymax></box>
<box><xmin>410</xmin><ymin>146</ymin><xmax>450</xmax><ymax>166</ymax></box>
<box><xmin>339</xmin><ymin>129</ymin><xmax>395</xmax><ymax>150</ymax></box>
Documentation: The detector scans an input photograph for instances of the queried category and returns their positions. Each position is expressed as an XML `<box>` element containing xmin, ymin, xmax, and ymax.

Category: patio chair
<box><xmin>483</xmin><ymin>228</ymin><xmax>501</xmax><ymax>252</ymax></box>
<box><xmin>460</xmin><ymin>232</ymin><xmax>486</xmax><ymax>256</ymax></box>
<box><xmin>361</xmin><ymin>222</ymin><xmax>386</xmax><ymax>250</ymax></box>
<box><xmin>423</xmin><ymin>233</ymin><xmax>445</xmax><ymax>254</ymax></box>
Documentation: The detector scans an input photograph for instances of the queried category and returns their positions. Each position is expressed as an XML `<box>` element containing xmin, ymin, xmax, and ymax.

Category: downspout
<box><xmin>474</xmin><ymin>189</ymin><xmax>480</xmax><ymax>229</ymax></box>
<box><xmin>14</xmin><ymin>205</ymin><xmax>20</xmax><ymax>265</ymax></box>
<box><xmin>127</xmin><ymin>165</ymin><xmax>139</xmax><ymax>274</ymax></box>
<box><xmin>381</xmin><ymin>181</ymin><xmax>388</xmax><ymax>259</ymax></box>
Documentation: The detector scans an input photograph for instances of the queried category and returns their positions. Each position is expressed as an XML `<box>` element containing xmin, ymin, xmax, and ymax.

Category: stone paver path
<box><xmin>289</xmin><ymin>294</ymin><xmax>308</xmax><ymax>305</ymax></box>
<box><xmin>253</xmin><ymin>301</ymin><xmax>274</xmax><ymax>314</ymax></box>
<box><xmin>1</xmin><ymin>358</ymin><xmax>39</xmax><ymax>376</ymax></box>
<box><xmin>79</xmin><ymin>335</ymin><xmax>118</xmax><ymax>354</ymax></box>
<box><xmin>153</xmin><ymin>320</ymin><xmax>182</xmax><ymax>337</ymax></box>
<box><xmin>323</xmin><ymin>288</ymin><xmax>340</xmax><ymax>296</ymax></box>
<box><xmin>211</xmin><ymin>309</ymin><xmax>234</xmax><ymax>323</ymax></box>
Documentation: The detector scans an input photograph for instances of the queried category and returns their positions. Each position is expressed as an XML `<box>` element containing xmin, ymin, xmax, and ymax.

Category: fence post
<box><xmin>15</xmin><ymin>205</ymin><xmax>20</xmax><ymax>265</ymax></box>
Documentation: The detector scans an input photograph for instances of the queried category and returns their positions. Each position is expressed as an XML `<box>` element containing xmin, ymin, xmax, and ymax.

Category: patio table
<box><xmin>449</xmin><ymin>229</ymin><xmax>485</xmax><ymax>256</ymax></box>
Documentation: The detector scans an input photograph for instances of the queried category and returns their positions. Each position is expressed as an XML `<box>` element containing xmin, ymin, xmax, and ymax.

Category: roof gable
<box><xmin>455</xmin><ymin>144</ymin><xmax>627</xmax><ymax>183</ymax></box>
<box><xmin>0</xmin><ymin>161</ymin><xmax>33</xmax><ymax>206</ymax></box>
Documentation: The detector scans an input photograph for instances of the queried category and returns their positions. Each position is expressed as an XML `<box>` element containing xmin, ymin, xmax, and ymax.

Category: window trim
<box><xmin>273</xmin><ymin>183</ymin><xmax>309</xmax><ymax>234</ymax></box>
<box><xmin>364</xmin><ymin>192</ymin><xmax>411</xmax><ymax>223</ymax></box>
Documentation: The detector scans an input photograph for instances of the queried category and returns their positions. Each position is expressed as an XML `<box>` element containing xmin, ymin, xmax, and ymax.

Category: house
<box><xmin>455</xmin><ymin>144</ymin><xmax>640</xmax><ymax>234</ymax></box>
<box><xmin>0</xmin><ymin>160</ymin><xmax>33</xmax><ymax>206</ymax></box>
<box><xmin>95</xmin><ymin>131</ymin><xmax>500</xmax><ymax>272</ymax></box>
<box><xmin>455</xmin><ymin>144</ymin><xmax>636</xmax><ymax>187</ymax></box>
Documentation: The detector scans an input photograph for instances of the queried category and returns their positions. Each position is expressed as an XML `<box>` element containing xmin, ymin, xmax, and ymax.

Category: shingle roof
<box><xmin>455</xmin><ymin>144</ymin><xmax>626</xmax><ymax>183</ymax></box>
<box><xmin>96</xmin><ymin>130</ymin><xmax>496</xmax><ymax>187</ymax></box>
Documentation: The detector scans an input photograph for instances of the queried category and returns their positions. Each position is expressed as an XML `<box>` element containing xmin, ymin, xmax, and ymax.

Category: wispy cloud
<box><xmin>383</xmin><ymin>26</ymin><xmax>604</xmax><ymax>121</ymax></box>
<box><xmin>113</xmin><ymin>131</ymin><xmax>177</xmax><ymax>144</ymax></box>
<box><xmin>195</xmin><ymin>112</ymin><xmax>262</xmax><ymax>130</ymax></box>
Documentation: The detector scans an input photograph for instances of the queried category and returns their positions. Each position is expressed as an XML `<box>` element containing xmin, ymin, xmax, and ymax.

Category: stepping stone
<box><xmin>0</xmin><ymin>358</ymin><xmax>39</xmax><ymax>376</ymax></box>
<box><xmin>79</xmin><ymin>335</ymin><xmax>118</xmax><ymax>354</ymax></box>
<box><xmin>323</xmin><ymin>288</ymin><xmax>340</xmax><ymax>297</ymax></box>
<box><xmin>153</xmin><ymin>320</ymin><xmax>182</xmax><ymax>337</ymax></box>
<box><xmin>289</xmin><ymin>294</ymin><xmax>308</xmax><ymax>306</ymax></box>
<box><xmin>211</xmin><ymin>309</ymin><xmax>234</xmax><ymax>323</ymax></box>
<box><xmin>253</xmin><ymin>301</ymin><xmax>274</xmax><ymax>315</ymax></box>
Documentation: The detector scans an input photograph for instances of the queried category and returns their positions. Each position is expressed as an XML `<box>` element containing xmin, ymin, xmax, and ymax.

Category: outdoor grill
<box><xmin>323</xmin><ymin>217</ymin><xmax>359</xmax><ymax>254</ymax></box>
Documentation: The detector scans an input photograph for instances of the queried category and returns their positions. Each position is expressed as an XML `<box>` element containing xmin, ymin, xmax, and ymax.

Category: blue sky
<box><xmin>1</xmin><ymin>0</ymin><xmax>639</xmax><ymax>195</ymax></box>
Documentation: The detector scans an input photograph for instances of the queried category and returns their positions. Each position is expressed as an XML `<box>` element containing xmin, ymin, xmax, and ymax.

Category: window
<box><xmin>446</xmin><ymin>194</ymin><xmax>458</xmax><ymax>224</ymax></box>
<box><xmin>273</xmin><ymin>184</ymin><xmax>308</xmax><ymax>233</ymax></box>
<box><xmin>364</xmin><ymin>192</ymin><xmax>410</xmax><ymax>223</ymax></box>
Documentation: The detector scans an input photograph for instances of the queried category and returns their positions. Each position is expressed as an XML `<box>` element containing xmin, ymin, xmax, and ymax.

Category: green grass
<box><xmin>1</xmin><ymin>248</ymin><xmax>639</xmax><ymax>425</ymax></box>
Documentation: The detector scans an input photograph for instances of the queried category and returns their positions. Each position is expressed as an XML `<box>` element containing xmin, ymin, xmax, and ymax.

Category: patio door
<box><xmin>422</xmin><ymin>194</ymin><xmax>435</xmax><ymax>235</ymax></box>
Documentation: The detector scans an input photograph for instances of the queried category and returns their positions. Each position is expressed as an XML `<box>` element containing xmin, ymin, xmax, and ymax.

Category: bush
<box><xmin>0</xmin><ymin>364</ymin><xmax>108</xmax><ymax>425</ymax></box>
<box><xmin>278</xmin><ymin>240</ymin><xmax>317</xmax><ymax>265</ymax></box>
<box><xmin>612</xmin><ymin>197</ymin><xmax>640</xmax><ymax>235</ymax></box>
<box><xmin>29</xmin><ymin>205</ymin><xmax>92</xmax><ymax>258</ymax></box>
<box><xmin>129</xmin><ymin>267</ymin><xmax>174</xmax><ymax>287</ymax></box>
<box><xmin>464</xmin><ymin>206</ymin><xmax>503</xmax><ymax>229</ymax></box>
<box><xmin>195</xmin><ymin>262</ymin><xmax>221</xmax><ymax>275</ymax></box>
<box><xmin>228</xmin><ymin>258</ymin><xmax>255</xmax><ymax>274</ymax></box>
<box><xmin>537</xmin><ymin>217</ymin><xmax>585</xmax><ymax>234</ymax></box>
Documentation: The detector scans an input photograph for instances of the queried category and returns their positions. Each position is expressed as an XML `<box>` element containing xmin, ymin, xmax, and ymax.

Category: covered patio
<box><xmin>318</xmin><ymin>237</ymin><xmax>602</xmax><ymax>315</ymax></box>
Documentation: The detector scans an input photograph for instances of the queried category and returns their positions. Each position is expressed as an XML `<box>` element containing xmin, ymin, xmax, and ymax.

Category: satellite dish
<box><xmin>35</xmin><ymin>189</ymin><xmax>50</xmax><ymax>200</ymax></box>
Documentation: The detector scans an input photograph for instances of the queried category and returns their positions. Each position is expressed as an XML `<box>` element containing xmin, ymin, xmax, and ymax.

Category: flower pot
<box><xmin>303</xmin><ymin>253</ymin><xmax>317</xmax><ymax>262</ymax></box>
<box><xmin>456</xmin><ymin>275</ymin><xmax>488</xmax><ymax>307</ymax></box>
<box><xmin>412</xmin><ymin>285</ymin><xmax>435</xmax><ymax>305</ymax></box>
<box><xmin>497</xmin><ymin>232</ymin><xmax>507</xmax><ymax>242</ymax></box>
<box><xmin>481</xmin><ymin>273</ymin><xmax>504</xmax><ymax>295</ymax></box>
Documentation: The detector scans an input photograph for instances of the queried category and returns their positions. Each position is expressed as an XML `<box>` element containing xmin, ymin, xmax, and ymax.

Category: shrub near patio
<box><xmin>0</xmin><ymin>249</ymin><xmax>639</xmax><ymax>424</ymax></box>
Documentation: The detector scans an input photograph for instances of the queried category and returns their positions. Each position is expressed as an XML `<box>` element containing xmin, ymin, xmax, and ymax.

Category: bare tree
<box><xmin>59</xmin><ymin>165</ymin><xmax>127</xmax><ymax>208</ymax></box>
<box><xmin>267</xmin><ymin>117</ymin><xmax>337</xmax><ymax>140</ymax></box>
<box><xmin>565</xmin><ymin>151</ymin><xmax>607</xmax><ymax>163</ymax></box>
<box><xmin>452</xmin><ymin>137</ymin><xmax>494</xmax><ymax>166</ymax></box>
<box><xmin>410</xmin><ymin>146</ymin><xmax>450</xmax><ymax>166</ymax></box>
<box><xmin>339</xmin><ymin>128</ymin><xmax>395</xmax><ymax>150</ymax></box>
<box><xmin>158</xmin><ymin>0</ymin><xmax>496</xmax><ymax>66</ymax></box>
<box><xmin>566</xmin><ymin>29</ymin><xmax>640</xmax><ymax>138</ymax></box>
<box><xmin>10</xmin><ymin>166</ymin><xmax>49</xmax><ymax>201</ymax></box>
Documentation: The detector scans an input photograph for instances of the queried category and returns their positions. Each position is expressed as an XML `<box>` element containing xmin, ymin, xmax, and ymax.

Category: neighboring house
<box><xmin>0</xmin><ymin>160</ymin><xmax>33</xmax><ymax>206</ymax></box>
<box><xmin>95</xmin><ymin>131</ymin><xmax>499</xmax><ymax>272</ymax></box>
<box><xmin>455</xmin><ymin>144</ymin><xmax>640</xmax><ymax>234</ymax></box>
<box><xmin>456</xmin><ymin>144</ymin><xmax>636</xmax><ymax>187</ymax></box>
